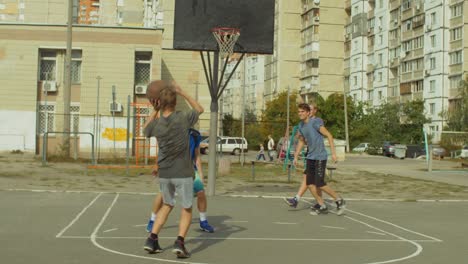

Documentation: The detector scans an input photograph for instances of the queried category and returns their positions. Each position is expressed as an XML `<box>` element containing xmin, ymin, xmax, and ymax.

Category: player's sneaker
<box><xmin>283</xmin><ymin>197</ymin><xmax>298</xmax><ymax>208</ymax></box>
<box><xmin>143</xmin><ymin>237</ymin><xmax>163</xmax><ymax>254</ymax></box>
<box><xmin>310</xmin><ymin>203</ymin><xmax>321</xmax><ymax>210</ymax></box>
<box><xmin>200</xmin><ymin>220</ymin><xmax>214</xmax><ymax>233</ymax></box>
<box><xmin>310</xmin><ymin>205</ymin><xmax>328</xmax><ymax>215</ymax></box>
<box><xmin>172</xmin><ymin>239</ymin><xmax>191</xmax><ymax>258</ymax></box>
<box><xmin>336</xmin><ymin>198</ymin><xmax>346</xmax><ymax>216</ymax></box>
<box><xmin>146</xmin><ymin>219</ymin><xmax>154</xmax><ymax>233</ymax></box>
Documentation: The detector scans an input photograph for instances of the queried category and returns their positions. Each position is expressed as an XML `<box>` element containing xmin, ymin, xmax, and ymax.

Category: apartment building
<box><xmin>345</xmin><ymin>0</ymin><xmax>467</xmax><ymax>135</ymax></box>
<box><xmin>300</xmin><ymin>0</ymin><xmax>345</xmax><ymax>102</ymax></box>
<box><xmin>264</xmin><ymin>0</ymin><xmax>301</xmax><ymax>103</ymax></box>
<box><xmin>0</xmin><ymin>0</ymin><xmax>212</xmax><ymax>153</ymax></box>
<box><xmin>221</xmin><ymin>55</ymin><xmax>266</xmax><ymax>119</ymax></box>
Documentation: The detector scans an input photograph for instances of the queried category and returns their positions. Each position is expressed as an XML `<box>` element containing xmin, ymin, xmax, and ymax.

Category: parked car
<box><xmin>406</xmin><ymin>145</ymin><xmax>426</xmax><ymax>158</ymax></box>
<box><xmin>352</xmin><ymin>143</ymin><xmax>370</xmax><ymax>153</ymax></box>
<box><xmin>383</xmin><ymin>141</ymin><xmax>398</xmax><ymax>157</ymax></box>
<box><xmin>199</xmin><ymin>136</ymin><xmax>248</xmax><ymax>155</ymax></box>
<box><xmin>432</xmin><ymin>145</ymin><xmax>447</xmax><ymax>159</ymax></box>
<box><xmin>461</xmin><ymin>145</ymin><xmax>468</xmax><ymax>158</ymax></box>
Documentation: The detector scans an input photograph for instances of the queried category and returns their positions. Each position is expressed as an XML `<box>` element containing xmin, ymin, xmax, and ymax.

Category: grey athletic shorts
<box><xmin>159</xmin><ymin>177</ymin><xmax>194</xmax><ymax>209</ymax></box>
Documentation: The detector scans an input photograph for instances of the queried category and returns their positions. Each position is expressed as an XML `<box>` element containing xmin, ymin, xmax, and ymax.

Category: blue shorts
<box><xmin>193</xmin><ymin>171</ymin><xmax>205</xmax><ymax>194</ymax></box>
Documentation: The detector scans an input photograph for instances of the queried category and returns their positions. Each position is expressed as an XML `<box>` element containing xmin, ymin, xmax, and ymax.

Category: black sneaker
<box><xmin>310</xmin><ymin>203</ymin><xmax>321</xmax><ymax>210</ymax></box>
<box><xmin>283</xmin><ymin>197</ymin><xmax>298</xmax><ymax>208</ymax></box>
<box><xmin>336</xmin><ymin>198</ymin><xmax>346</xmax><ymax>216</ymax></box>
<box><xmin>172</xmin><ymin>239</ymin><xmax>191</xmax><ymax>258</ymax></box>
<box><xmin>144</xmin><ymin>237</ymin><xmax>163</xmax><ymax>254</ymax></box>
<box><xmin>310</xmin><ymin>205</ymin><xmax>328</xmax><ymax>215</ymax></box>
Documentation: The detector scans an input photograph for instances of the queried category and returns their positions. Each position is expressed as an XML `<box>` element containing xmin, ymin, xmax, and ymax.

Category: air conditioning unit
<box><xmin>368</xmin><ymin>28</ymin><xmax>371</xmax><ymax>33</ymax></box>
<box><xmin>425</xmin><ymin>69</ymin><xmax>430</xmax><ymax>76</ymax></box>
<box><xmin>425</xmin><ymin>24</ymin><xmax>432</xmax><ymax>31</ymax></box>
<box><xmin>135</xmin><ymin>85</ymin><xmax>147</xmax><ymax>95</ymax></box>
<box><xmin>393</xmin><ymin>19</ymin><xmax>398</xmax><ymax>25</ymax></box>
<box><xmin>416</xmin><ymin>4</ymin><xmax>420</xmax><ymax>10</ymax></box>
<box><xmin>314</xmin><ymin>16</ymin><xmax>320</xmax><ymax>22</ymax></box>
<box><xmin>109</xmin><ymin>102</ymin><xmax>123</xmax><ymax>113</ymax></box>
<box><xmin>42</xmin><ymin>81</ymin><xmax>57</xmax><ymax>92</ymax></box>
<box><xmin>400</xmin><ymin>52</ymin><xmax>407</xmax><ymax>59</ymax></box>
<box><xmin>378</xmin><ymin>25</ymin><xmax>382</xmax><ymax>31</ymax></box>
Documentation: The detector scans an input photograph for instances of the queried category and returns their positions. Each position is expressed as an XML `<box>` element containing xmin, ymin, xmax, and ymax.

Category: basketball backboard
<box><xmin>173</xmin><ymin>0</ymin><xmax>275</xmax><ymax>54</ymax></box>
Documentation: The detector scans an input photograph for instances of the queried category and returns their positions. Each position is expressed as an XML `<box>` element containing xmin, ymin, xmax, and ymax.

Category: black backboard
<box><xmin>173</xmin><ymin>0</ymin><xmax>275</xmax><ymax>54</ymax></box>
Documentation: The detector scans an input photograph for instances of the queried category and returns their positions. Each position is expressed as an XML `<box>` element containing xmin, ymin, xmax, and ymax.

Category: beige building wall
<box><xmin>0</xmin><ymin>24</ymin><xmax>162</xmax><ymax>152</ymax></box>
<box><xmin>0</xmin><ymin>0</ymin><xmax>68</xmax><ymax>24</ymax></box>
<box><xmin>265</xmin><ymin>0</ymin><xmax>301</xmax><ymax>102</ymax></box>
<box><xmin>299</xmin><ymin>0</ymin><xmax>345</xmax><ymax>102</ymax></box>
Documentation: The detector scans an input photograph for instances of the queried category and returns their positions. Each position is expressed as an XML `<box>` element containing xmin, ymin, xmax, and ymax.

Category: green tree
<box><xmin>400</xmin><ymin>100</ymin><xmax>430</xmax><ymax>144</ymax></box>
<box><xmin>320</xmin><ymin>93</ymin><xmax>356</xmax><ymax>140</ymax></box>
<box><xmin>260</xmin><ymin>91</ymin><xmax>299</xmax><ymax>142</ymax></box>
<box><xmin>444</xmin><ymin>83</ymin><xmax>468</xmax><ymax>131</ymax></box>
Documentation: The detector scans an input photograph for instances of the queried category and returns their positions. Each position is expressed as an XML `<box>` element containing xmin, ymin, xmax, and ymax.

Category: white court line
<box><xmin>366</xmin><ymin>231</ymin><xmax>387</xmax><ymax>236</ymax></box>
<box><xmin>273</xmin><ymin>222</ymin><xmax>297</xmax><ymax>225</ymax></box>
<box><xmin>60</xmin><ymin>235</ymin><xmax>440</xmax><ymax>243</ymax></box>
<box><xmin>223</xmin><ymin>220</ymin><xmax>249</xmax><ymax>223</ymax></box>
<box><xmin>56</xmin><ymin>192</ymin><xmax>103</xmax><ymax>238</ymax></box>
<box><xmin>345</xmin><ymin>208</ymin><xmax>443</xmax><ymax>242</ymax></box>
<box><xmin>90</xmin><ymin>194</ymin><xmax>208</xmax><ymax>264</ymax></box>
<box><xmin>345</xmin><ymin>215</ymin><xmax>423</xmax><ymax>264</ymax></box>
<box><xmin>322</xmin><ymin>225</ymin><xmax>346</xmax><ymax>230</ymax></box>
<box><xmin>103</xmin><ymin>228</ymin><xmax>118</xmax><ymax>233</ymax></box>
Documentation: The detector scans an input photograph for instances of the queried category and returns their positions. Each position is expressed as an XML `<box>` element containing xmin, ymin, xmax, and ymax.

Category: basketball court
<box><xmin>1</xmin><ymin>189</ymin><xmax>466</xmax><ymax>264</ymax></box>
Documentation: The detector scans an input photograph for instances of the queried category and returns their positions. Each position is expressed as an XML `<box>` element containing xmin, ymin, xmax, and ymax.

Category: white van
<box><xmin>200</xmin><ymin>136</ymin><xmax>248</xmax><ymax>155</ymax></box>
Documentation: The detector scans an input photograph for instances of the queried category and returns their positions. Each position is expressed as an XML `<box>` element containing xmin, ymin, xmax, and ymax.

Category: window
<box><xmin>38</xmin><ymin>104</ymin><xmax>55</xmax><ymax>134</ymax></box>
<box><xmin>378</xmin><ymin>0</ymin><xmax>383</xmax><ymax>8</ymax></box>
<box><xmin>378</xmin><ymin>90</ymin><xmax>382</xmax><ymax>99</ymax></box>
<box><xmin>379</xmin><ymin>35</ymin><xmax>383</xmax><ymax>45</ymax></box>
<box><xmin>134</xmin><ymin>51</ymin><xmax>152</xmax><ymax>85</ymax></box>
<box><xmin>354</xmin><ymin>58</ymin><xmax>359</xmax><ymax>68</ymax></box>
<box><xmin>70</xmin><ymin>105</ymin><xmax>80</xmax><ymax>134</ymax></box>
<box><xmin>378</xmin><ymin>54</ymin><xmax>383</xmax><ymax>65</ymax></box>
<box><xmin>367</xmin><ymin>90</ymin><xmax>373</xmax><ymax>101</ymax></box>
<box><xmin>414</xmin><ymin>80</ymin><xmax>423</xmax><ymax>92</ymax></box>
<box><xmin>430</xmin><ymin>57</ymin><xmax>436</xmax><ymax>69</ymax></box>
<box><xmin>451</xmin><ymin>4</ymin><xmax>463</xmax><ymax>18</ymax></box>
<box><xmin>71</xmin><ymin>50</ymin><xmax>82</xmax><ymax>84</ymax></box>
<box><xmin>413</xmin><ymin>36</ymin><xmax>424</xmax><ymax>49</ymax></box>
<box><xmin>353</xmin><ymin>94</ymin><xmax>357</xmax><ymax>101</ymax></box>
<box><xmin>431</xmin><ymin>12</ymin><xmax>436</xmax><ymax>25</ymax></box>
<box><xmin>378</xmin><ymin>72</ymin><xmax>382</xmax><ymax>82</ymax></box>
<box><xmin>39</xmin><ymin>50</ymin><xmax>57</xmax><ymax>81</ymax></box>
<box><xmin>414</xmin><ymin>58</ymin><xmax>424</xmax><ymax>70</ymax></box>
<box><xmin>450</xmin><ymin>50</ymin><xmax>462</xmax><ymax>65</ymax></box>
<box><xmin>354</xmin><ymin>76</ymin><xmax>357</xmax><ymax>86</ymax></box>
<box><xmin>449</xmin><ymin>75</ymin><xmax>462</xmax><ymax>89</ymax></box>
<box><xmin>430</xmin><ymin>80</ymin><xmax>436</xmax><ymax>93</ymax></box>
<box><xmin>429</xmin><ymin>103</ymin><xmax>435</xmax><ymax>115</ymax></box>
<box><xmin>450</xmin><ymin>27</ymin><xmax>462</xmax><ymax>41</ymax></box>
<box><xmin>430</xmin><ymin>35</ymin><xmax>436</xmax><ymax>48</ymax></box>
<box><xmin>405</xmin><ymin>20</ymin><xmax>412</xmax><ymax>31</ymax></box>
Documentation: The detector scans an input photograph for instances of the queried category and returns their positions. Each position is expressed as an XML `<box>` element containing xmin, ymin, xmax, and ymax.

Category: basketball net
<box><xmin>211</xmin><ymin>27</ymin><xmax>240</xmax><ymax>58</ymax></box>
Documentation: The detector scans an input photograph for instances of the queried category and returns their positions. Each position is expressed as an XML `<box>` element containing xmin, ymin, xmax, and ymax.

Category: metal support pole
<box><xmin>428</xmin><ymin>145</ymin><xmax>433</xmax><ymax>173</ymax></box>
<box><xmin>251</xmin><ymin>161</ymin><xmax>255</xmax><ymax>181</ymax></box>
<box><xmin>95</xmin><ymin>76</ymin><xmax>101</xmax><ymax>164</ymax></box>
<box><xmin>126</xmin><ymin>95</ymin><xmax>131</xmax><ymax>176</ymax></box>
<box><xmin>63</xmin><ymin>0</ymin><xmax>73</xmax><ymax>157</ymax></box>
<box><xmin>241</xmin><ymin>59</ymin><xmax>246</xmax><ymax>167</ymax></box>
<box><xmin>207</xmin><ymin>51</ymin><xmax>220</xmax><ymax>197</ymax></box>
<box><xmin>343</xmin><ymin>90</ymin><xmax>350</xmax><ymax>152</ymax></box>
<box><xmin>112</xmin><ymin>85</ymin><xmax>116</xmax><ymax>155</ymax></box>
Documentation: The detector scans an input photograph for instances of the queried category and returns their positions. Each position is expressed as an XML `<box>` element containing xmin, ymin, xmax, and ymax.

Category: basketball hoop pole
<box><xmin>200</xmin><ymin>50</ymin><xmax>245</xmax><ymax>197</ymax></box>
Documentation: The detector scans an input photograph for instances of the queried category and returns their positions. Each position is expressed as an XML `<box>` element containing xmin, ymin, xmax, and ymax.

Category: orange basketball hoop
<box><xmin>211</xmin><ymin>27</ymin><xmax>240</xmax><ymax>58</ymax></box>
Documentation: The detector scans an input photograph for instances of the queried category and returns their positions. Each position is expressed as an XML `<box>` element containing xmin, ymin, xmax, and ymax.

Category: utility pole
<box><xmin>343</xmin><ymin>87</ymin><xmax>350</xmax><ymax>152</ymax></box>
<box><xmin>63</xmin><ymin>0</ymin><xmax>73</xmax><ymax>156</ymax></box>
<box><xmin>95</xmin><ymin>76</ymin><xmax>102</xmax><ymax>163</ymax></box>
<box><xmin>241</xmin><ymin>58</ymin><xmax>246</xmax><ymax>166</ymax></box>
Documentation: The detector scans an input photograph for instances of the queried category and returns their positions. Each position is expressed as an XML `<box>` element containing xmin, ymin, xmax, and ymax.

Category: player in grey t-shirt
<box><xmin>142</xmin><ymin>80</ymin><xmax>203</xmax><ymax>259</ymax></box>
<box><xmin>293</xmin><ymin>103</ymin><xmax>346</xmax><ymax>215</ymax></box>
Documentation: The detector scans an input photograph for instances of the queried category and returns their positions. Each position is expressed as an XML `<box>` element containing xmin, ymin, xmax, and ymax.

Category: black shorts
<box><xmin>306</xmin><ymin>159</ymin><xmax>327</xmax><ymax>187</ymax></box>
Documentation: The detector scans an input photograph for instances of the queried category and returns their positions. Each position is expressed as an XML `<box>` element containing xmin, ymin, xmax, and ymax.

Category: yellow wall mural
<box><xmin>102</xmin><ymin>128</ymin><xmax>132</xmax><ymax>141</ymax></box>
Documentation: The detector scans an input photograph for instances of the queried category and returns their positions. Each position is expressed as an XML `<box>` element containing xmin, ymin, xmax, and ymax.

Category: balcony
<box><xmin>367</xmin><ymin>64</ymin><xmax>375</xmax><ymax>72</ymax></box>
<box><xmin>401</xmin><ymin>7</ymin><xmax>413</xmax><ymax>21</ymax></box>
<box><xmin>449</xmin><ymin>88</ymin><xmax>462</xmax><ymax>98</ymax></box>
<box><xmin>449</xmin><ymin>64</ymin><xmax>463</xmax><ymax>73</ymax></box>
<box><xmin>390</xmin><ymin>0</ymin><xmax>401</xmax><ymax>10</ymax></box>
<box><xmin>413</xmin><ymin>91</ymin><xmax>423</xmax><ymax>100</ymax></box>
<box><xmin>301</xmin><ymin>51</ymin><xmax>319</xmax><ymax>62</ymax></box>
<box><xmin>389</xmin><ymin>78</ymin><xmax>400</xmax><ymax>87</ymax></box>
<box><xmin>390</xmin><ymin>58</ymin><xmax>400</xmax><ymax>68</ymax></box>
<box><xmin>450</xmin><ymin>39</ymin><xmax>463</xmax><ymax>51</ymax></box>
<box><xmin>368</xmin><ymin>9</ymin><xmax>375</xmax><ymax>19</ymax></box>
<box><xmin>345</xmin><ymin>0</ymin><xmax>351</xmax><ymax>12</ymax></box>
<box><xmin>389</xmin><ymin>38</ymin><xmax>400</xmax><ymax>48</ymax></box>
<box><xmin>450</xmin><ymin>16</ymin><xmax>463</xmax><ymax>27</ymax></box>
<box><xmin>300</xmin><ymin>67</ymin><xmax>319</xmax><ymax>78</ymax></box>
